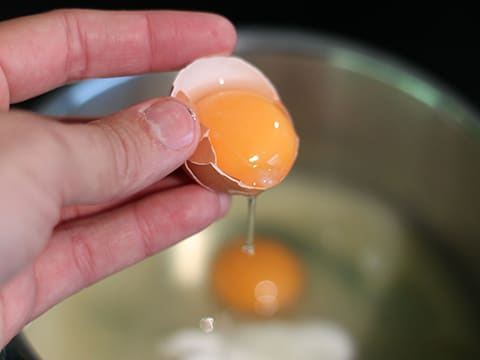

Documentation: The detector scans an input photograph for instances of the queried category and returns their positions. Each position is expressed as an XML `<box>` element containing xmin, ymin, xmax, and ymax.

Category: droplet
<box><xmin>199</xmin><ymin>317</ymin><xmax>215</xmax><ymax>333</ymax></box>
<box><xmin>242</xmin><ymin>243</ymin><xmax>255</xmax><ymax>255</ymax></box>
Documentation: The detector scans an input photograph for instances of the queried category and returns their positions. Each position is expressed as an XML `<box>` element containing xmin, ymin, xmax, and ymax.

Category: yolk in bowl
<box><xmin>211</xmin><ymin>235</ymin><xmax>305</xmax><ymax>316</ymax></box>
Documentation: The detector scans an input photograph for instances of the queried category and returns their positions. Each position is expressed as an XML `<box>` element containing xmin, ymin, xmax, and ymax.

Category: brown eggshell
<box><xmin>184</xmin><ymin>161</ymin><xmax>263</xmax><ymax>196</ymax></box>
<box><xmin>183</xmin><ymin>122</ymin><xmax>265</xmax><ymax>195</ymax></box>
<box><xmin>188</xmin><ymin>124</ymin><xmax>215</xmax><ymax>164</ymax></box>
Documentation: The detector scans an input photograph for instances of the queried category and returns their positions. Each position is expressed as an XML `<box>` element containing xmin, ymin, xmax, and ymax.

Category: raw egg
<box><xmin>211</xmin><ymin>236</ymin><xmax>305</xmax><ymax>316</ymax></box>
<box><xmin>171</xmin><ymin>56</ymin><xmax>299</xmax><ymax>195</ymax></box>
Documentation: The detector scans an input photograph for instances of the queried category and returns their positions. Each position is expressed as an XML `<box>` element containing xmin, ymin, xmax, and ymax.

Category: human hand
<box><xmin>0</xmin><ymin>8</ymin><xmax>236</xmax><ymax>347</ymax></box>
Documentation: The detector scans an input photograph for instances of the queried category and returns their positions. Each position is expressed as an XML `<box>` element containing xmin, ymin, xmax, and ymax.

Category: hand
<box><xmin>0</xmin><ymin>9</ymin><xmax>236</xmax><ymax>347</ymax></box>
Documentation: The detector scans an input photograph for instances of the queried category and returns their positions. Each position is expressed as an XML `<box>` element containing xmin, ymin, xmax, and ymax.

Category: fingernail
<box><xmin>143</xmin><ymin>98</ymin><xmax>197</xmax><ymax>150</ymax></box>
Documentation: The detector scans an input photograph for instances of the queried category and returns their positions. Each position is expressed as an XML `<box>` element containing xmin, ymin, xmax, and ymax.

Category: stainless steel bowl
<box><xmin>22</xmin><ymin>28</ymin><xmax>480</xmax><ymax>359</ymax></box>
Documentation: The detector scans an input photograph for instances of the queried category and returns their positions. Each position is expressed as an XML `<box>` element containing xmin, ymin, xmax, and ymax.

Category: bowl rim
<box><xmin>34</xmin><ymin>26</ymin><xmax>480</xmax><ymax>139</ymax></box>
<box><xmin>236</xmin><ymin>26</ymin><xmax>480</xmax><ymax>131</ymax></box>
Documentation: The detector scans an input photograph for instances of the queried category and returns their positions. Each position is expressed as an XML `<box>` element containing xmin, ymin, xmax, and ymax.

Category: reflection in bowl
<box><xmin>157</xmin><ymin>319</ymin><xmax>353</xmax><ymax>359</ymax></box>
<box><xmin>210</xmin><ymin>235</ymin><xmax>305</xmax><ymax>317</ymax></box>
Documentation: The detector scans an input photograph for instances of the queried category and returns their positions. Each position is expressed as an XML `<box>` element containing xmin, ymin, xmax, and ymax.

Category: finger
<box><xmin>61</xmin><ymin>97</ymin><xmax>202</xmax><ymax>204</ymax></box>
<box><xmin>59</xmin><ymin>170</ymin><xmax>192</xmax><ymax>222</ymax></box>
<box><xmin>37</xmin><ymin>185</ymin><xmax>229</xmax><ymax>322</ymax></box>
<box><xmin>8</xmin><ymin>97</ymin><xmax>200</xmax><ymax>205</ymax></box>
<box><xmin>0</xmin><ymin>9</ymin><xmax>236</xmax><ymax>106</ymax></box>
<box><xmin>0</xmin><ymin>264</ymin><xmax>36</xmax><ymax>348</ymax></box>
<box><xmin>0</xmin><ymin>185</ymin><xmax>230</xmax><ymax>346</ymax></box>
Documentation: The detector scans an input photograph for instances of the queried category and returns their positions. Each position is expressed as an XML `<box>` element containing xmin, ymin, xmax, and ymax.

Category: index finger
<box><xmin>0</xmin><ymin>9</ymin><xmax>237</xmax><ymax>107</ymax></box>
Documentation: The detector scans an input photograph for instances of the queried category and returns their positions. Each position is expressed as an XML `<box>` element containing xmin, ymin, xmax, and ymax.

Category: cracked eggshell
<box><xmin>171</xmin><ymin>56</ymin><xmax>292</xmax><ymax>196</ymax></box>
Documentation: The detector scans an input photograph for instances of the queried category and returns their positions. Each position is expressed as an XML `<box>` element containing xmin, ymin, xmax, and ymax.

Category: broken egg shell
<box><xmin>184</xmin><ymin>120</ymin><xmax>267</xmax><ymax>195</ymax></box>
<box><xmin>172</xmin><ymin>55</ymin><xmax>296</xmax><ymax>195</ymax></box>
<box><xmin>182</xmin><ymin>129</ymin><xmax>263</xmax><ymax>195</ymax></box>
<box><xmin>171</xmin><ymin>56</ymin><xmax>279</xmax><ymax>103</ymax></box>
<box><xmin>183</xmin><ymin>161</ymin><xmax>264</xmax><ymax>196</ymax></box>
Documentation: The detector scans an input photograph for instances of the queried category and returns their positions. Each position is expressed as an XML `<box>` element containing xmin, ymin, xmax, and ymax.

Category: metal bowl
<box><xmin>19</xmin><ymin>28</ymin><xmax>480</xmax><ymax>359</ymax></box>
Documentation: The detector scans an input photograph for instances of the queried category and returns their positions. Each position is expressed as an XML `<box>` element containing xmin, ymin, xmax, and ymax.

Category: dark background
<box><xmin>2</xmin><ymin>2</ymin><xmax>479</xmax><ymax>111</ymax></box>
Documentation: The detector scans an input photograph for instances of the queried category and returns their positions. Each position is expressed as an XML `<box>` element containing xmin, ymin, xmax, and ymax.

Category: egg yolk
<box><xmin>194</xmin><ymin>90</ymin><xmax>298</xmax><ymax>188</ymax></box>
<box><xmin>211</xmin><ymin>236</ymin><xmax>304</xmax><ymax>316</ymax></box>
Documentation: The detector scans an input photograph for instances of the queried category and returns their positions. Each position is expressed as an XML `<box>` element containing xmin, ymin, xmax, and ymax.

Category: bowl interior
<box><xmin>24</xmin><ymin>29</ymin><xmax>480</xmax><ymax>360</ymax></box>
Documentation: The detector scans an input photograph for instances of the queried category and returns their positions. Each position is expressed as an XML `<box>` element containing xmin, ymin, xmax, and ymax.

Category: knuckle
<box><xmin>89</xmin><ymin>119</ymin><xmax>145</xmax><ymax>191</ymax></box>
<box><xmin>70</xmin><ymin>230</ymin><xmax>97</xmax><ymax>286</ymax></box>
<box><xmin>55</xmin><ymin>9</ymin><xmax>90</xmax><ymax>81</ymax></box>
<box><xmin>132</xmin><ymin>202</ymin><xmax>158</xmax><ymax>257</ymax></box>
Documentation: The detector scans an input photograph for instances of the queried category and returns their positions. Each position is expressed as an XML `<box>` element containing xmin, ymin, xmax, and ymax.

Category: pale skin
<box><xmin>0</xmin><ymin>9</ymin><xmax>236</xmax><ymax>347</ymax></box>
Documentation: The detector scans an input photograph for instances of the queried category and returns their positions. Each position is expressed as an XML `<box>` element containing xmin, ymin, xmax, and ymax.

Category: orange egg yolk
<box><xmin>211</xmin><ymin>236</ymin><xmax>304</xmax><ymax>316</ymax></box>
<box><xmin>194</xmin><ymin>90</ymin><xmax>298</xmax><ymax>188</ymax></box>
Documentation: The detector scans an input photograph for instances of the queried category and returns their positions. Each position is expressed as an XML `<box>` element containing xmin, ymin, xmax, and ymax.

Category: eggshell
<box><xmin>171</xmin><ymin>56</ymin><xmax>296</xmax><ymax>195</ymax></box>
<box><xmin>171</xmin><ymin>56</ymin><xmax>279</xmax><ymax>103</ymax></box>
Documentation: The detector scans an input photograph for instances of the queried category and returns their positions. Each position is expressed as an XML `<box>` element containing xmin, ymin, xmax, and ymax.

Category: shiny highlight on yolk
<box><xmin>211</xmin><ymin>236</ymin><xmax>304</xmax><ymax>316</ymax></box>
<box><xmin>194</xmin><ymin>90</ymin><xmax>298</xmax><ymax>188</ymax></box>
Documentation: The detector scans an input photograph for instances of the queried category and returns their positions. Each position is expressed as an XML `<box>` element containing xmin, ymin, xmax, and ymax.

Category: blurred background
<box><xmin>3</xmin><ymin>2</ymin><xmax>480</xmax><ymax>359</ymax></box>
<box><xmin>1</xmin><ymin>2</ymin><xmax>479</xmax><ymax>112</ymax></box>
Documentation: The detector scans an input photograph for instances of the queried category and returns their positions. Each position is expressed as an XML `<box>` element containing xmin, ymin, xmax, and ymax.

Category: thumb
<box><xmin>0</xmin><ymin>98</ymin><xmax>201</xmax><ymax>285</ymax></box>
<box><xmin>57</xmin><ymin>97</ymin><xmax>200</xmax><ymax>205</ymax></box>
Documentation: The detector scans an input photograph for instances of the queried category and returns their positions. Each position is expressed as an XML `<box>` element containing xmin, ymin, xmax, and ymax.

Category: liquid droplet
<box><xmin>241</xmin><ymin>243</ymin><xmax>255</xmax><ymax>255</ymax></box>
<box><xmin>199</xmin><ymin>317</ymin><xmax>215</xmax><ymax>333</ymax></box>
